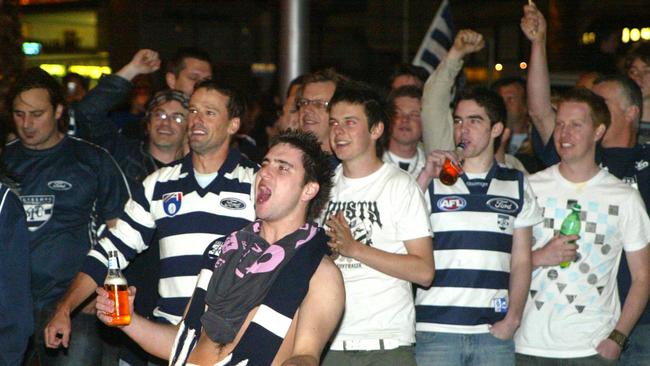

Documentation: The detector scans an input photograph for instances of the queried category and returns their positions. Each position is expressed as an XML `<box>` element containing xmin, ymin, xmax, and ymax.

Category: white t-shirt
<box><xmin>322</xmin><ymin>163</ymin><xmax>432</xmax><ymax>343</ymax></box>
<box><xmin>515</xmin><ymin>164</ymin><xmax>650</xmax><ymax>358</ymax></box>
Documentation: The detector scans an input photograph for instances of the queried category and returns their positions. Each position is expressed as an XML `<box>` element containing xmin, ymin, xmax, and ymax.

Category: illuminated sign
<box><xmin>39</xmin><ymin>64</ymin><xmax>111</xmax><ymax>79</ymax></box>
<box><xmin>622</xmin><ymin>27</ymin><xmax>650</xmax><ymax>43</ymax></box>
<box><xmin>22</xmin><ymin>42</ymin><xmax>42</xmax><ymax>55</ymax></box>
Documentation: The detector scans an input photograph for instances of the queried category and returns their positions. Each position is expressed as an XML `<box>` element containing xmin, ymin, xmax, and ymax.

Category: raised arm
<box><xmin>422</xmin><ymin>29</ymin><xmax>485</xmax><ymax>154</ymax></box>
<box><xmin>281</xmin><ymin>257</ymin><xmax>345</xmax><ymax>366</ymax></box>
<box><xmin>521</xmin><ymin>1</ymin><xmax>555</xmax><ymax>145</ymax></box>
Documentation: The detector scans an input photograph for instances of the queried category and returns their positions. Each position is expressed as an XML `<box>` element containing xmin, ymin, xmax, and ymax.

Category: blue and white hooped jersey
<box><xmin>83</xmin><ymin>149</ymin><xmax>258</xmax><ymax>324</ymax></box>
<box><xmin>416</xmin><ymin>162</ymin><xmax>542</xmax><ymax>334</ymax></box>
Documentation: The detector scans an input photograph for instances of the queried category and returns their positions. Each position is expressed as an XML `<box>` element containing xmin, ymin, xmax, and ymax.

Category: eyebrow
<box><xmin>262</xmin><ymin>158</ymin><xmax>295</xmax><ymax>169</ymax></box>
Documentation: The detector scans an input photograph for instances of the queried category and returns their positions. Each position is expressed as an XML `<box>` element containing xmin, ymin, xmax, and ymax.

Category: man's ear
<box><xmin>624</xmin><ymin>105</ymin><xmax>641</xmax><ymax>127</ymax></box>
<box><xmin>55</xmin><ymin>104</ymin><xmax>64</xmax><ymax>120</ymax></box>
<box><xmin>370</xmin><ymin>121</ymin><xmax>384</xmax><ymax>140</ymax></box>
<box><xmin>165</xmin><ymin>72</ymin><xmax>177</xmax><ymax>90</ymax></box>
<box><xmin>491</xmin><ymin>121</ymin><xmax>504</xmax><ymax>138</ymax></box>
<box><xmin>228</xmin><ymin>117</ymin><xmax>241</xmax><ymax>135</ymax></box>
<box><xmin>301</xmin><ymin>182</ymin><xmax>319</xmax><ymax>202</ymax></box>
<box><xmin>595</xmin><ymin>123</ymin><xmax>607</xmax><ymax>141</ymax></box>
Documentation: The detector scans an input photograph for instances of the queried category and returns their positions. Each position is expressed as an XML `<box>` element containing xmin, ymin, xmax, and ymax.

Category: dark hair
<box><xmin>625</xmin><ymin>43</ymin><xmax>650</xmax><ymax>71</ymax></box>
<box><xmin>62</xmin><ymin>72</ymin><xmax>89</xmax><ymax>92</ymax></box>
<box><xmin>593</xmin><ymin>74</ymin><xmax>643</xmax><ymax>123</ymax></box>
<box><xmin>490</xmin><ymin>76</ymin><xmax>526</xmax><ymax>95</ymax></box>
<box><xmin>455</xmin><ymin>87</ymin><xmax>506</xmax><ymax>149</ymax></box>
<box><xmin>329</xmin><ymin>80</ymin><xmax>388</xmax><ymax>157</ymax></box>
<box><xmin>8</xmin><ymin>67</ymin><xmax>64</xmax><ymax>111</ymax></box>
<box><xmin>287</xmin><ymin>74</ymin><xmax>307</xmax><ymax>98</ymax></box>
<box><xmin>166</xmin><ymin>47</ymin><xmax>212</xmax><ymax>76</ymax></box>
<box><xmin>558</xmin><ymin>88</ymin><xmax>611</xmax><ymax>129</ymax></box>
<box><xmin>268</xmin><ymin>129</ymin><xmax>333</xmax><ymax>221</ymax></box>
<box><xmin>296</xmin><ymin>68</ymin><xmax>348</xmax><ymax>100</ymax></box>
<box><xmin>387</xmin><ymin>85</ymin><xmax>422</xmax><ymax>112</ymax></box>
<box><xmin>389</xmin><ymin>63</ymin><xmax>429</xmax><ymax>87</ymax></box>
<box><xmin>193</xmin><ymin>79</ymin><xmax>246</xmax><ymax>120</ymax></box>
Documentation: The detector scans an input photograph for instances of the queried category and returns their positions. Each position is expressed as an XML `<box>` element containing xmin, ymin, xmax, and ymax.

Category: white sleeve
<box><xmin>513</xmin><ymin>176</ymin><xmax>544</xmax><ymax>229</ymax></box>
<box><xmin>621</xmin><ymin>190</ymin><xmax>650</xmax><ymax>252</ymax></box>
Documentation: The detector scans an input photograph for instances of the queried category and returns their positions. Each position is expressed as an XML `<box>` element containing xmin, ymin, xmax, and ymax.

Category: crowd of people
<box><xmin>2</xmin><ymin>1</ymin><xmax>650</xmax><ymax>365</ymax></box>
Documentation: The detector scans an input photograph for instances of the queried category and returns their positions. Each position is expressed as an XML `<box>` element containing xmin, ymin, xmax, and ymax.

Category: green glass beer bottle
<box><xmin>559</xmin><ymin>203</ymin><xmax>581</xmax><ymax>268</ymax></box>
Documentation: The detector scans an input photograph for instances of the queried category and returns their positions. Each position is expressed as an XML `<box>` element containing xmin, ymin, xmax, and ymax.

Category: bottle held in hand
<box><xmin>104</xmin><ymin>251</ymin><xmax>131</xmax><ymax>326</ymax></box>
<box><xmin>439</xmin><ymin>143</ymin><xmax>465</xmax><ymax>186</ymax></box>
<box><xmin>559</xmin><ymin>204</ymin><xmax>581</xmax><ymax>268</ymax></box>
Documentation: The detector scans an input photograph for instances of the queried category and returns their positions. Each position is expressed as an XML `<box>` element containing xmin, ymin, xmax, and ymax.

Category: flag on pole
<box><xmin>412</xmin><ymin>0</ymin><xmax>455</xmax><ymax>73</ymax></box>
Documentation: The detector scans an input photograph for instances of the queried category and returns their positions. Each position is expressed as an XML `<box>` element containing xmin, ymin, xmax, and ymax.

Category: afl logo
<box><xmin>437</xmin><ymin>196</ymin><xmax>467</xmax><ymax>211</ymax></box>
<box><xmin>220</xmin><ymin>197</ymin><xmax>246</xmax><ymax>210</ymax></box>
<box><xmin>162</xmin><ymin>192</ymin><xmax>183</xmax><ymax>216</ymax></box>
<box><xmin>47</xmin><ymin>180</ymin><xmax>72</xmax><ymax>191</ymax></box>
<box><xmin>486</xmin><ymin>198</ymin><xmax>519</xmax><ymax>213</ymax></box>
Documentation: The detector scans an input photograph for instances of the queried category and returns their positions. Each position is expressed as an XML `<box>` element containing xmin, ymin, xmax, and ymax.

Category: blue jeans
<box><xmin>415</xmin><ymin>331</ymin><xmax>515</xmax><ymax>366</ymax></box>
<box><xmin>620</xmin><ymin>323</ymin><xmax>650</xmax><ymax>366</ymax></box>
<box><xmin>32</xmin><ymin>308</ymin><xmax>104</xmax><ymax>366</ymax></box>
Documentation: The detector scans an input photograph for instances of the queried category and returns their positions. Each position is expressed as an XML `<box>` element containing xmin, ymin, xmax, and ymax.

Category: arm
<box><xmin>422</xmin><ymin>29</ymin><xmax>485</xmax><ymax>154</ymax></box>
<box><xmin>96</xmin><ymin>286</ymin><xmax>178</xmax><ymax>359</ymax></box>
<box><xmin>327</xmin><ymin>211</ymin><xmax>434</xmax><ymax>287</ymax></box>
<box><xmin>281</xmin><ymin>257</ymin><xmax>345</xmax><ymax>366</ymax></box>
<box><xmin>596</xmin><ymin>246</ymin><xmax>650</xmax><ymax>360</ymax></box>
<box><xmin>531</xmin><ymin>234</ymin><xmax>579</xmax><ymax>270</ymax></box>
<box><xmin>74</xmin><ymin>49</ymin><xmax>160</xmax><ymax>144</ymax></box>
<box><xmin>490</xmin><ymin>226</ymin><xmax>532</xmax><ymax>339</ymax></box>
<box><xmin>521</xmin><ymin>1</ymin><xmax>556</xmax><ymax>145</ymax></box>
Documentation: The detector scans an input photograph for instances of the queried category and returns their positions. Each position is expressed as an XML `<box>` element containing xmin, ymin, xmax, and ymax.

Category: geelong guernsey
<box><xmin>416</xmin><ymin>162</ymin><xmax>542</xmax><ymax>333</ymax></box>
<box><xmin>82</xmin><ymin>149</ymin><xmax>257</xmax><ymax>324</ymax></box>
<box><xmin>3</xmin><ymin>136</ymin><xmax>128</xmax><ymax>310</ymax></box>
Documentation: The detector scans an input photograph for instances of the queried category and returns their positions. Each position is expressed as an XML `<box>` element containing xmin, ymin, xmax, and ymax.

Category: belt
<box><xmin>329</xmin><ymin>338</ymin><xmax>411</xmax><ymax>351</ymax></box>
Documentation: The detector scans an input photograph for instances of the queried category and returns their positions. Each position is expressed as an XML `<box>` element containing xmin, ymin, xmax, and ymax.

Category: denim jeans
<box><xmin>415</xmin><ymin>331</ymin><xmax>515</xmax><ymax>366</ymax></box>
<box><xmin>32</xmin><ymin>308</ymin><xmax>104</xmax><ymax>366</ymax></box>
<box><xmin>620</xmin><ymin>323</ymin><xmax>650</xmax><ymax>366</ymax></box>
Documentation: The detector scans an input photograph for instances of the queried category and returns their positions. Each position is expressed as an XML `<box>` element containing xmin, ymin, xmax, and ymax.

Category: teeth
<box><xmin>561</xmin><ymin>143</ymin><xmax>572</xmax><ymax>147</ymax></box>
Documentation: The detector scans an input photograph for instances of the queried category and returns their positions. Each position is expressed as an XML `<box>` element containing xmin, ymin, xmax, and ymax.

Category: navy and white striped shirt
<box><xmin>82</xmin><ymin>149</ymin><xmax>257</xmax><ymax>324</ymax></box>
<box><xmin>416</xmin><ymin>163</ymin><xmax>541</xmax><ymax>334</ymax></box>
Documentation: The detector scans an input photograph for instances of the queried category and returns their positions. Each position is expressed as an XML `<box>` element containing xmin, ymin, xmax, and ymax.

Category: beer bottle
<box><xmin>440</xmin><ymin>143</ymin><xmax>465</xmax><ymax>186</ymax></box>
<box><xmin>559</xmin><ymin>203</ymin><xmax>581</xmax><ymax>268</ymax></box>
<box><xmin>104</xmin><ymin>251</ymin><xmax>131</xmax><ymax>326</ymax></box>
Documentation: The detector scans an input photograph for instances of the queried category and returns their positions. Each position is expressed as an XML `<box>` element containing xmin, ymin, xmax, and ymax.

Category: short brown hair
<box><xmin>558</xmin><ymin>88</ymin><xmax>610</xmax><ymax>129</ymax></box>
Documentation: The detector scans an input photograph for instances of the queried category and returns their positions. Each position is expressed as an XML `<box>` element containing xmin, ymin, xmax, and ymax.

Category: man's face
<box><xmin>329</xmin><ymin>102</ymin><xmax>381</xmax><ymax>164</ymax></box>
<box><xmin>453</xmin><ymin>100</ymin><xmax>501</xmax><ymax>159</ymax></box>
<box><xmin>496</xmin><ymin>83</ymin><xmax>527</xmax><ymax>125</ymax></box>
<box><xmin>628</xmin><ymin>58</ymin><xmax>650</xmax><ymax>98</ymax></box>
<box><xmin>13</xmin><ymin>88</ymin><xmax>63</xmax><ymax>150</ymax></box>
<box><xmin>146</xmin><ymin>100</ymin><xmax>188</xmax><ymax>150</ymax></box>
<box><xmin>255</xmin><ymin>143</ymin><xmax>313</xmax><ymax>222</ymax></box>
<box><xmin>391</xmin><ymin>75</ymin><xmax>423</xmax><ymax>90</ymax></box>
<box><xmin>167</xmin><ymin>57</ymin><xmax>212</xmax><ymax>96</ymax></box>
<box><xmin>554</xmin><ymin>101</ymin><xmax>603</xmax><ymax>165</ymax></box>
<box><xmin>299</xmin><ymin>81</ymin><xmax>336</xmax><ymax>150</ymax></box>
<box><xmin>188</xmin><ymin>88</ymin><xmax>238</xmax><ymax>155</ymax></box>
<box><xmin>275</xmin><ymin>84</ymin><xmax>301</xmax><ymax>132</ymax></box>
<box><xmin>591</xmin><ymin>81</ymin><xmax>628</xmax><ymax>131</ymax></box>
<box><xmin>390</xmin><ymin>96</ymin><xmax>422</xmax><ymax>147</ymax></box>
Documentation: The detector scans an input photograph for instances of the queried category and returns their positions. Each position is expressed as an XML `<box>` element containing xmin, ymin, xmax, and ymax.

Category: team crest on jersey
<box><xmin>20</xmin><ymin>195</ymin><xmax>55</xmax><ymax>232</ymax></box>
<box><xmin>497</xmin><ymin>214</ymin><xmax>511</xmax><ymax>231</ymax></box>
<box><xmin>437</xmin><ymin>196</ymin><xmax>467</xmax><ymax>211</ymax></box>
<box><xmin>635</xmin><ymin>160</ymin><xmax>649</xmax><ymax>171</ymax></box>
<box><xmin>220</xmin><ymin>197</ymin><xmax>246</xmax><ymax>210</ymax></box>
<box><xmin>162</xmin><ymin>192</ymin><xmax>183</xmax><ymax>216</ymax></box>
<box><xmin>486</xmin><ymin>198</ymin><xmax>519</xmax><ymax>214</ymax></box>
<box><xmin>47</xmin><ymin>180</ymin><xmax>72</xmax><ymax>191</ymax></box>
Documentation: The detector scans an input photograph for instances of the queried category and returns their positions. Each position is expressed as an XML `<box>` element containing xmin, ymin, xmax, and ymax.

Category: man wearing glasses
<box><xmin>297</xmin><ymin>69</ymin><xmax>347</xmax><ymax>166</ymax></box>
<box><xmin>626</xmin><ymin>44</ymin><xmax>650</xmax><ymax>144</ymax></box>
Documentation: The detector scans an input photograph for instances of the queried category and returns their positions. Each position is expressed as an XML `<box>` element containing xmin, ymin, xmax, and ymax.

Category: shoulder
<box><xmin>311</xmin><ymin>256</ymin><xmax>343</xmax><ymax>289</ymax></box>
<box><xmin>528</xmin><ymin>165</ymin><xmax>555</xmax><ymax>184</ymax></box>
<box><xmin>142</xmin><ymin>159</ymin><xmax>185</xmax><ymax>187</ymax></box>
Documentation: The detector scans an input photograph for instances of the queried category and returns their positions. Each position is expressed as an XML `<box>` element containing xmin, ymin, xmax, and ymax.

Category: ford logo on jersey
<box><xmin>47</xmin><ymin>180</ymin><xmax>72</xmax><ymax>191</ymax></box>
<box><xmin>162</xmin><ymin>192</ymin><xmax>183</xmax><ymax>216</ymax></box>
<box><xmin>437</xmin><ymin>196</ymin><xmax>467</xmax><ymax>211</ymax></box>
<box><xmin>220</xmin><ymin>197</ymin><xmax>246</xmax><ymax>210</ymax></box>
<box><xmin>486</xmin><ymin>198</ymin><xmax>519</xmax><ymax>213</ymax></box>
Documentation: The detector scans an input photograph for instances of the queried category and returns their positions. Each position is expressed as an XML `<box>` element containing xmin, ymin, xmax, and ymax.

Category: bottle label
<box><xmin>108</xmin><ymin>257</ymin><xmax>118</xmax><ymax>269</ymax></box>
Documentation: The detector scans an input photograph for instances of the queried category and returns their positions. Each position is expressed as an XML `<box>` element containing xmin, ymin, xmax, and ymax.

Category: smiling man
<box><xmin>92</xmin><ymin>130</ymin><xmax>344</xmax><ymax>366</ymax></box>
<box><xmin>415</xmin><ymin>88</ymin><xmax>541</xmax><ymax>366</ymax></box>
<box><xmin>45</xmin><ymin>80</ymin><xmax>258</xmax><ymax>358</ymax></box>
<box><xmin>321</xmin><ymin>81</ymin><xmax>434</xmax><ymax>366</ymax></box>
<box><xmin>515</xmin><ymin>89</ymin><xmax>650</xmax><ymax>365</ymax></box>
<box><xmin>3</xmin><ymin>68</ymin><xmax>128</xmax><ymax>365</ymax></box>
